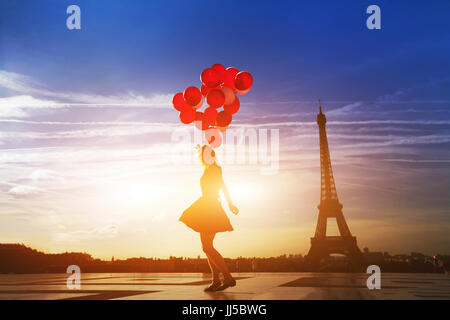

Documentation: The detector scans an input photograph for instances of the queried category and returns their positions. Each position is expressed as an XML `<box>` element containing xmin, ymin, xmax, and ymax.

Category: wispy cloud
<box><xmin>29</xmin><ymin>169</ymin><xmax>64</xmax><ymax>181</ymax></box>
<box><xmin>53</xmin><ymin>224</ymin><xmax>119</xmax><ymax>241</ymax></box>
<box><xmin>234</xmin><ymin>120</ymin><xmax>450</xmax><ymax>127</ymax></box>
<box><xmin>0</xmin><ymin>118</ymin><xmax>180</xmax><ymax>126</ymax></box>
<box><xmin>327</xmin><ymin>102</ymin><xmax>364</xmax><ymax>116</ymax></box>
<box><xmin>377</xmin><ymin>77</ymin><xmax>450</xmax><ymax>103</ymax></box>
<box><xmin>7</xmin><ymin>185</ymin><xmax>43</xmax><ymax>198</ymax></box>
<box><xmin>0</xmin><ymin>95</ymin><xmax>65</xmax><ymax>117</ymax></box>
<box><xmin>0</xmin><ymin>70</ymin><xmax>173</xmax><ymax>118</ymax></box>
<box><xmin>0</xmin><ymin>70</ymin><xmax>45</xmax><ymax>94</ymax></box>
<box><xmin>0</xmin><ymin>125</ymin><xmax>175</xmax><ymax>141</ymax></box>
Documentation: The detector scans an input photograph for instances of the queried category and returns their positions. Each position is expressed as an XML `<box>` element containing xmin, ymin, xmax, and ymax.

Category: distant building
<box><xmin>252</xmin><ymin>260</ymin><xmax>259</xmax><ymax>272</ymax></box>
<box><xmin>0</xmin><ymin>243</ymin><xmax>447</xmax><ymax>274</ymax></box>
<box><xmin>411</xmin><ymin>252</ymin><xmax>427</xmax><ymax>262</ymax></box>
<box><xmin>363</xmin><ymin>250</ymin><xmax>384</xmax><ymax>265</ymax></box>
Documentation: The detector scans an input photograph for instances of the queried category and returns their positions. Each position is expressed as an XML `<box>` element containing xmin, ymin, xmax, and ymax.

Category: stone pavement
<box><xmin>0</xmin><ymin>272</ymin><xmax>449</xmax><ymax>300</ymax></box>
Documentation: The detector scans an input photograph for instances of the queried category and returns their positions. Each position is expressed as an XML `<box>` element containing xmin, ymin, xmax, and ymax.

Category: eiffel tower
<box><xmin>306</xmin><ymin>100</ymin><xmax>363</xmax><ymax>269</ymax></box>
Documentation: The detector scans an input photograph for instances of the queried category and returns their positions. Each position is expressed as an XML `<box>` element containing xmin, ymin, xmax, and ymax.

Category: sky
<box><xmin>0</xmin><ymin>0</ymin><xmax>449</xmax><ymax>259</ymax></box>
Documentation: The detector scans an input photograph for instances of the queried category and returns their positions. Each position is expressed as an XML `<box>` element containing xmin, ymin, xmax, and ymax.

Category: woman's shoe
<box><xmin>204</xmin><ymin>282</ymin><xmax>221</xmax><ymax>292</ymax></box>
<box><xmin>215</xmin><ymin>278</ymin><xmax>236</xmax><ymax>291</ymax></box>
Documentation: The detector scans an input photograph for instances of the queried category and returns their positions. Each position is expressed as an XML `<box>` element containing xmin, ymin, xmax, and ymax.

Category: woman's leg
<box><xmin>200</xmin><ymin>232</ymin><xmax>221</xmax><ymax>283</ymax></box>
<box><xmin>200</xmin><ymin>232</ymin><xmax>233</xmax><ymax>281</ymax></box>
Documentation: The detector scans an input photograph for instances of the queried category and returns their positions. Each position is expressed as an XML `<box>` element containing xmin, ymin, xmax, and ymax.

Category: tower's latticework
<box><xmin>306</xmin><ymin>100</ymin><xmax>363</xmax><ymax>269</ymax></box>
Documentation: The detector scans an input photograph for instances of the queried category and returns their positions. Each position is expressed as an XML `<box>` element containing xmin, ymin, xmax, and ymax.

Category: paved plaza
<box><xmin>0</xmin><ymin>272</ymin><xmax>449</xmax><ymax>300</ymax></box>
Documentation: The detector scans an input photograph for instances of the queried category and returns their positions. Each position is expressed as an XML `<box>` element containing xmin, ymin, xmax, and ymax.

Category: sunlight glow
<box><xmin>102</xmin><ymin>182</ymin><xmax>161</xmax><ymax>210</ymax></box>
<box><xmin>228</xmin><ymin>181</ymin><xmax>262</xmax><ymax>202</ymax></box>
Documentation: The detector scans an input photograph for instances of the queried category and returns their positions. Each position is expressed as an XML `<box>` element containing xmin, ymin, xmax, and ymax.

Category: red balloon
<box><xmin>194</xmin><ymin>112</ymin><xmax>211</xmax><ymax>131</ymax></box>
<box><xmin>206</xmin><ymin>88</ymin><xmax>225</xmax><ymax>108</ymax></box>
<box><xmin>205</xmin><ymin>128</ymin><xmax>222</xmax><ymax>147</ymax></box>
<box><xmin>183</xmin><ymin>86</ymin><xmax>202</xmax><ymax>106</ymax></box>
<box><xmin>179</xmin><ymin>109</ymin><xmax>195</xmax><ymax>124</ymax></box>
<box><xmin>211</xmin><ymin>64</ymin><xmax>226</xmax><ymax>83</ymax></box>
<box><xmin>172</xmin><ymin>92</ymin><xmax>191</xmax><ymax>112</ymax></box>
<box><xmin>224</xmin><ymin>67</ymin><xmax>239</xmax><ymax>91</ymax></box>
<box><xmin>216</xmin><ymin>110</ymin><xmax>232</xmax><ymax>127</ymax></box>
<box><xmin>215</xmin><ymin>125</ymin><xmax>228</xmax><ymax>132</ymax></box>
<box><xmin>234</xmin><ymin>71</ymin><xmax>253</xmax><ymax>91</ymax></box>
<box><xmin>224</xmin><ymin>95</ymin><xmax>240</xmax><ymax>114</ymax></box>
<box><xmin>193</xmin><ymin>96</ymin><xmax>203</xmax><ymax>109</ymax></box>
<box><xmin>195</xmin><ymin>111</ymin><xmax>203</xmax><ymax>121</ymax></box>
<box><xmin>197</xmin><ymin>121</ymin><xmax>211</xmax><ymax>131</ymax></box>
<box><xmin>204</xmin><ymin>107</ymin><xmax>218</xmax><ymax>125</ymax></box>
<box><xmin>221</xmin><ymin>86</ymin><xmax>235</xmax><ymax>105</ymax></box>
<box><xmin>201</xmin><ymin>84</ymin><xmax>219</xmax><ymax>97</ymax></box>
<box><xmin>235</xmin><ymin>87</ymin><xmax>250</xmax><ymax>95</ymax></box>
<box><xmin>201</xmin><ymin>68</ymin><xmax>221</xmax><ymax>88</ymax></box>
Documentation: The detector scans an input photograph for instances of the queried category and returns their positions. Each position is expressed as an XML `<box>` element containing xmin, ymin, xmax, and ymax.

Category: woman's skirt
<box><xmin>179</xmin><ymin>196</ymin><xmax>233</xmax><ymax>233</ymax></box>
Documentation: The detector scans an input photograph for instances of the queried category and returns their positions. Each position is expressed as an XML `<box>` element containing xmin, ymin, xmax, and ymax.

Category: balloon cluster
<box><xmin>172</xmin><ymin>64</ymin><xmax>253</xmax><ymax>140</ymax></box>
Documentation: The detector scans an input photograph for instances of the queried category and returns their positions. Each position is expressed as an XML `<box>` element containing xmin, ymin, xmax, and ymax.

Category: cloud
<box><xmin>0</xmin><ymin>119</ymin><xmax>179</xmax><ymax>126</ymax></box>
<box><xmin>326</xmin><ymin>102</ymin><xmax>364</xmax><ymax>116</ymax></box>
<box><xmin>86</xmin><ymin>224</ymin><xmax>118</xmax><ymax>236</ymax></box>
<box><xmin>0</xmin><ymin>70</ymin><xmax>173</xmax><ymax>118</ymax></box>
<box><xmin>234</xmin><ymin>119</ymin><xmax>450</xmax><ymax>128</ymax></box>
<box><xmin>29</xmin><ymin>169</ymin><xmax>62</xmax><ymax>181</ymax></box>
<box><xmin>382</xmin><ymin>159</ymin><xmax>450</xmax><ymax>163</ymax></box>
<box><xmin>0</xmin><ymin>124</ymin><xmax>177</xmax><ymax>141</ymax></box>
<box><xmin>53</xmin><ymin>224</ymin><xmax>119</xmax><ymax>241</ymax></box>
<box><xmin>0</xmin><ymin>144</ymin><xmax>176</xmax><ymax>168</ymax></box>
<box><xmin>7</xmin><ymin>185</ymin><xmax>43</xmax><ymax>198</ymax></box>
<box><xmin>332</xmin><ymin>134</ymin><xmax>450</xmax><ymax>150</ymax></box>
<box><xmin>0</xmin><ymin>70</ymin><xmax>45</xmax><ymax>94</ymax></box>
<box><xmin>377</xmin><ymin>77</ymin><xmax>450</xmax><ymax>103</ymax></box>
<box><xmin>0</xmin><ymin>95</ymin><xmax>64</xmax><ymax>117</ymax></box>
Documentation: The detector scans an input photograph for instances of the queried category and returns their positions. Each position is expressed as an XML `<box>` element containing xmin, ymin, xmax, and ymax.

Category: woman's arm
<box><xmin>222</xmin><ymin>183</ymin><xmax>232</xmax><ymax>205</ymax></box>
<box><xmin>219</xmin><ymin>167</ymin><xmax>239</xmax><ymax>214</ymax></box>
<box><xmin>223</xmin><ymin>183</ymin><xmax>239</xmax><ymax>214</ymax></box>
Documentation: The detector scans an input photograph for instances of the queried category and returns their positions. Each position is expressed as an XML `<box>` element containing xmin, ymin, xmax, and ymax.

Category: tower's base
<box><xmin>306</xmin><ymin>236</ymin><xmax>364</xmax><ymax>271</ymax></box>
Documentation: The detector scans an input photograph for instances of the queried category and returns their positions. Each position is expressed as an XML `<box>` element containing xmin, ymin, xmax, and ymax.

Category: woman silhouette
<box><xmin>179</xmin><ymin>144</ymin><xmax>239</xmax><ymax>291</ymax></box>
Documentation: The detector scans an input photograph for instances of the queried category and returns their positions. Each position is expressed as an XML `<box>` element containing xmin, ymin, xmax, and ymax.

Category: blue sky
<box><xmin>0</xmin><ymin>0</ymin><xmax>449</xmax><ymax>258</ymax></box>
<box><xmin>2</xmin><ymin>0</ymin><xmax>449</xmax><ymax>101</ymax></box>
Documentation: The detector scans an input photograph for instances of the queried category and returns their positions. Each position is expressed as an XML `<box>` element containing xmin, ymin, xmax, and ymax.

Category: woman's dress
<box><xmin>179</xmin><ymin>164</ymin><xmax>233</xmax><ymax>233</ymax></box>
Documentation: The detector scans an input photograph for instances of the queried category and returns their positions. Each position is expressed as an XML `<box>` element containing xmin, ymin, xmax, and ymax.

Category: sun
<box><xmin>227</xmin><ymin>181</ymin><xmax>261</xmax><ymax>202</ymax></box>
<box><xmin>103</xmin><ymin>182</ymin><xmax>160</xmax><ymax>209</ymax></box>
<box><xmin>121</xmin><ymin>183</ymin><xmax>155</xmax><ymax>203</ymax></box>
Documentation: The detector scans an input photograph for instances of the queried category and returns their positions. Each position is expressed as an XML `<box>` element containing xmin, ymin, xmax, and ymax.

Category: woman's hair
<box><xmin>197</xmin><ymin>144</ymin><xmax>216</xmax><ymax>167</ymax></box>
